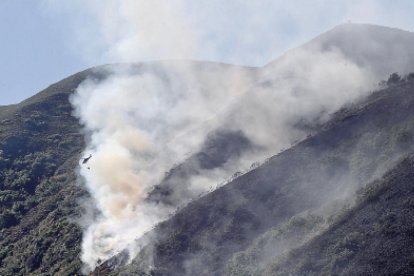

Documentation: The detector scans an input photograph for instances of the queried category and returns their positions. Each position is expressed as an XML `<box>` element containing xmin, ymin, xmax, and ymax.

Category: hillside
<box><xmin>0</xmin><ymin>62</ymin><xmax>255</xmax><ymax>275</ymax></box>
<box><xmin>98</xmin><ymin>75</ymin><xmax>414</xmax><ymax>275</ymax></box>
<box><xmin>265</xmin><ymin>154</ymin><xmax>414</xmax><ymax>276</ymax></box>
<box><xmin>1</xmin><ymin>24</ymin><xmax>414</xmax><ymax>275</ymax></box>
<box><xmin>0</xmin><ymin>70</ymin><xmax>89</xmax><ymax>275</ymax></box>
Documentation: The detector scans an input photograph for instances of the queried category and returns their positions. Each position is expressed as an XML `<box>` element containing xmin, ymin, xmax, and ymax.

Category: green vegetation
<box><xmin>0</xmin><ymin>71</ymin><xmax>88</xmax><ymax>275</ymax></box>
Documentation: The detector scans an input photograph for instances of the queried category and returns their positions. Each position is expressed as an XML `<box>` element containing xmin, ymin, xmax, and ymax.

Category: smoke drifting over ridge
<box><xmin>62</xmin><ymin>1</ymin><xmax>398</xmax><ymax>273</ymax></box>
<box><xmin>71</xmin><ymin>55</ymin><xmax>376</xmax><ymax>271</ymax></box>
<box><xmin>71</xmin><ymin>62</ymin><xmax>257</xmax><ymax>269</ymax></box>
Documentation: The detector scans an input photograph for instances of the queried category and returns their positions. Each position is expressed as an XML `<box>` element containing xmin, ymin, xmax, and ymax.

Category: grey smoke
<box><xmin>70</xmin><ymin>47</ymin><xmax>378</xmax><ymax>271</ymax></box>
<box><xmin>55</xmin><ymin>1</ymin><xmax>414</xmax><ymax>273</ymax></box>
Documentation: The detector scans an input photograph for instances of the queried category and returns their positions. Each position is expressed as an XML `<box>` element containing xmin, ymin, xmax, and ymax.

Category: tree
<box><xmin>387</xmin><ymin>72</ymin><xmax>402</xmax><ymax>85</ymax></box>
<box><xmin>0</xmin><ymin>212</ymin><xmax>18</xmax><ymax>229</ymax></box>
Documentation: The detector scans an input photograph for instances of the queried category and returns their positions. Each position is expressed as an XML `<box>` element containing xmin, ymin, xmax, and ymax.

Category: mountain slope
<box><xmin>101</xmin><ymin>77</ymin><xmax>414</xmax><ymax>276</ymax></box>
<box><xmin>1</xmin><ymin>24</ymin><xmax>414</xmax><ymax>276</ymax></box>
<box><xmin>0</xmin><ymin>62</ymin><xmax>254</xmax><ymax>275</ymax></box>
<box><xmin>266</xmin><ymin>154</ymin><xmax>414</xmax><ymax>276</ymax></box>
<box><xmin>0</xmin><ymin>70</ymin><xmax>89</xmax><ymax>275</ymax></box>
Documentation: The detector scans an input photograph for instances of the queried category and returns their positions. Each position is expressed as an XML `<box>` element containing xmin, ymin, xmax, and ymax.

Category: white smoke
<box><xmin>71</xmin><ymin>62</ymin><xmax>255</xmax><ymax>270</ymax></box>
<box><xmin>60</xmin><ymin>1</ymin><xmax>381</xmax><ymax>273</ymax></box>
<box><xmin>71</xmin><ymin>52</ymin><xmax>376</xmax><ymax>272</ymax></box>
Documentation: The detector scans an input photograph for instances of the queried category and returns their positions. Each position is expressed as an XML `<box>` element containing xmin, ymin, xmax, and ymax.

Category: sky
<box><xmin>1</xmin><ymin>0</ymin><xmax>414</xmax><ymax>105</ymax></box>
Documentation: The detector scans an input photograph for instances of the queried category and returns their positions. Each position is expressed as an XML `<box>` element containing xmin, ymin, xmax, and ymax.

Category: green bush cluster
<box><xmin>23</xmin><ymin>112</ymin><xmax>48</xmax><ymax>131</ymax></box>
<box><xmin>0</xmin><ymin>69</ymin><xmax>90</xmax><ymax>275</ymax></box>
<box><xmin>0</xmin><ymin>150</ymin><xmax>60</xmax><ymax>229</ymax></box>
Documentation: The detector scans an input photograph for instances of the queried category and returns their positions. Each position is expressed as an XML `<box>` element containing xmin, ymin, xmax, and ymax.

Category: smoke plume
<box><xmin>71</xmin><ymin>55</ymin><xmax>376</xmax><ymax>273</ymax></box>
<box><xmin>63</xmin><ymin>1</ymin><xmax>388</xmax><ymax>273</ymax></box>
<box><xmin>71</xmin><ymin>62</ymin><xmax>257</xmax><ymax>270</ymax></box>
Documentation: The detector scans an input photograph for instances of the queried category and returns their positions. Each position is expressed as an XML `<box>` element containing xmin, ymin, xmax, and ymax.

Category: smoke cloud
<box><xmin>71</xmin><ymin>62</ymin><xmax>256</xmax><ymax>270</ymax></box>
<box><xmin>71</xmin><ymin>55</ymin><xmax>376</xmax><ymax>273</ymax></box>
<box><xmin>61</xmin><ymin>1</ymin><xmax>396</xmax><ymax>273</ymax></box>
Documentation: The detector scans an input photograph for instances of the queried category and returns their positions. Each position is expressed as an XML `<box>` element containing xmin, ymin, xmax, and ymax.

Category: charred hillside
<box><xmin>100</xmin><ymin>76</ymin><xmax>414</xmax><ymax>276</ymax></box>
<box><xmin>266</xmin><ymin>154</ymin><xmax>414</xmax><ymax>276</ymax></box>
<box><xmin>1</xmin><ymin>24</ymin><xmax>414</xmax><ymax>276</ymax></box>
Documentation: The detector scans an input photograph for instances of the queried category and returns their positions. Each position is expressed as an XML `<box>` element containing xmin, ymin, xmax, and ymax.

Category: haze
<box><xmin>1</xmin><ymin>0</ymin><xmax>414</xmax><ymax>105</ymax></box>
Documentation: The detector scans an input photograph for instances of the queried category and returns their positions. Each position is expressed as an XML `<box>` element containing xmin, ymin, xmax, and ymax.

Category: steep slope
<box><xmin>265</xmin><ymin>154</ymin><xmax>414</xmax><ymax>276</ymax></box>
<box><xmin>148</xmin><ymin>24</ymin><xmax>414</xmax><ymax>211</ymax></box>
<box><xmin>2</xmin><ymin>23</ymin><xmax>414</xmax><ymax>276</ymax></box>
<box><xmin>0</xmin><ymin>70</ymin><xmax>90</xmax><ymax>275</ymax></box>
<box><xmin>104</xmin><ymin>78</ymin><xmax>414</xmax><ymax>275</ymax></box>
<box><xmin>0</xmin><ymin>62</ymin><xmax>255</xmax><ymax>275</ymax></box>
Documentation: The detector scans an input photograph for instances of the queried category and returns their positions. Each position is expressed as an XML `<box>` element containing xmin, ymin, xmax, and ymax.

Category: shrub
<box><xmin>387</xmin><ymin>72</ymin><xmax>402</xmax><ymax>85</ymax></box>
<box><xmin>0</xmin><ymin>212</ymin><xmax>18</xmax><ymax>229</ymax></box>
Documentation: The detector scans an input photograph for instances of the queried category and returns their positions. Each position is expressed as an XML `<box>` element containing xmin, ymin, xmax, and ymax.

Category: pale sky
<box><xmin>1</xmin><ymin>0</ymin><xmax>414</xmax><ymax>105</ymax></box>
